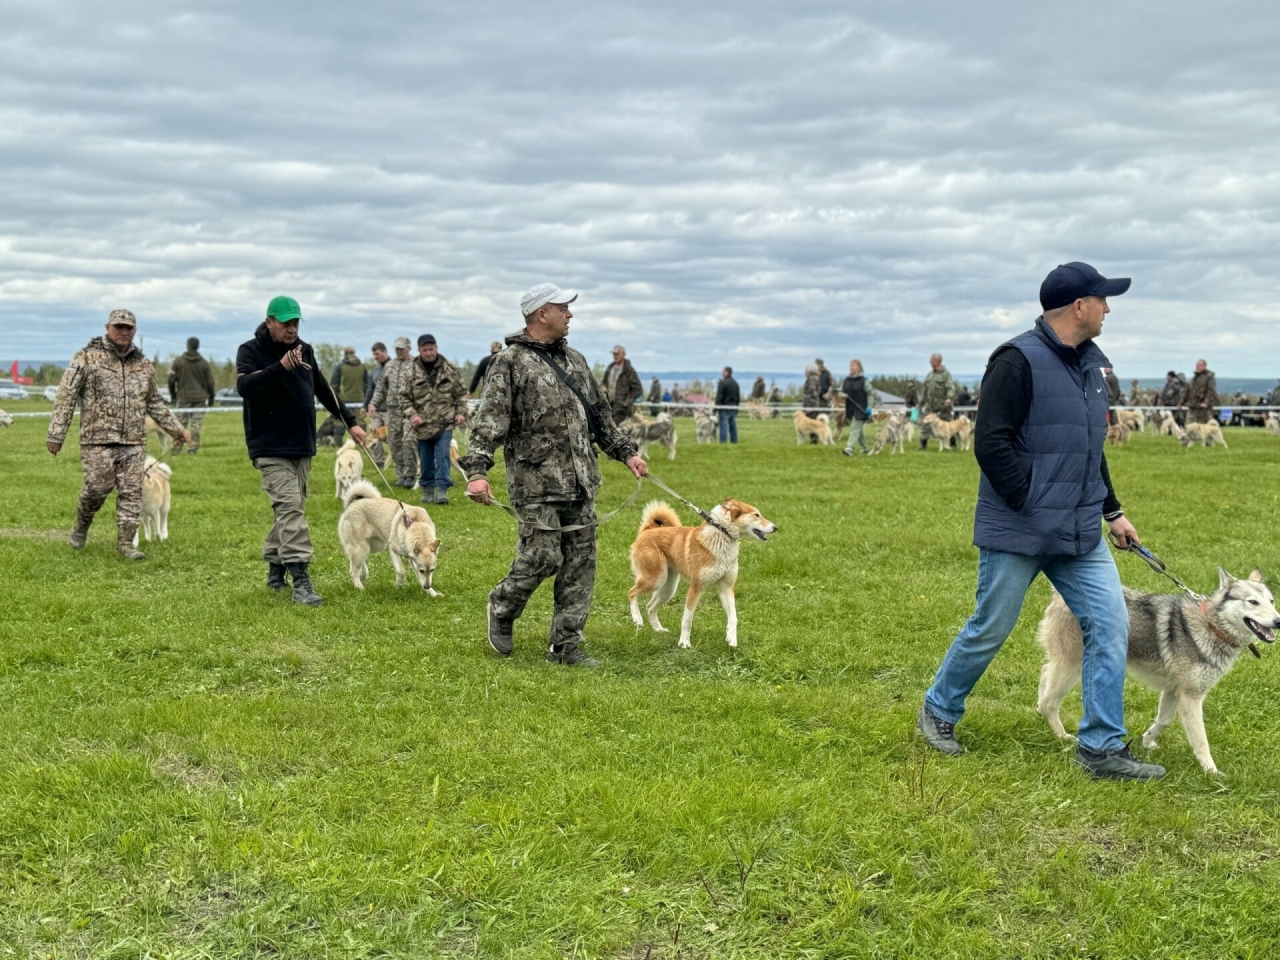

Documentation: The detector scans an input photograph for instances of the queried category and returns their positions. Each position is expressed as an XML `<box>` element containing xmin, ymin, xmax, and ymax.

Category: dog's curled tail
<box><xmin>144</xmin><ymin>457</ymin><xmax>172</xmax><ymax>477</ymax></box>
<box><xmin>1035</xmin><ymin>588</ymin><xmax>1083</xmax><ymax>656</ymax></box>
<box><xmin>639</xmin><ymin>500</ymin><xmax>682</xmax><ymax>532</ymax></box>
<box><xmin>342</xmin><ymin>479</ymin><xmax>382</xmax><ymax>507</ymax></box>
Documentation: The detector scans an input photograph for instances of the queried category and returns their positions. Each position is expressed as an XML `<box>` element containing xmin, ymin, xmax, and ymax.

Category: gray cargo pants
<box><xmin>489</xmin><ymin>500</ymin><xmax>598</xmax><ymax>647</ymax></box>
<box><xmin>254</xmin><ymin>457</ymin><xmax>313</xmax><ymax>565</ymax></box>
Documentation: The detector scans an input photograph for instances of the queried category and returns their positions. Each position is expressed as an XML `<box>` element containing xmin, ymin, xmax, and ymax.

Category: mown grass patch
<box><xmin>2</xmin><ymin>399</ymin><xmax>1279</xmax><ymax>958</ymax></box>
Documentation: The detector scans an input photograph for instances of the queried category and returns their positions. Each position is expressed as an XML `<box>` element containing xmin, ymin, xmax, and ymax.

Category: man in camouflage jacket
<box><xmin>919</xmin><ymin>353</ymin><xmax>958</xmax><ymax>449</ymax></box>
<box><xmin>47</xmin><ymin>310</ymin><xmax>190</xmax><ymax>558</ymax></box>
<box><xmin>461</xmin><ymin>284</ymin><xmax>647</xmax><ymax>667</ymax></box>
<box><xmin>1185</xmin><ymin>359</ymin><xmax>1218</xmax><ymax>424</ymax></box>
<box><xmin>402</xmin><ymin>334</ymin><xmax>468</xmax><ymax>504</ymax></box>
<box><xmin>368</xmin><ymin>337</ymin><xmax>419</xmax><ymax>486</ymax></box>
<box><xmin>600</xmin><ymin>345</ymin><xmax>643</xmax><ymax>423</ymax></box>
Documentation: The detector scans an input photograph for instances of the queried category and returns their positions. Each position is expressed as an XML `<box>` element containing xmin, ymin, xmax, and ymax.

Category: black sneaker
<box><xmin>1074</xmin><ymin>744</ymin><xmax>1166</xmax><ymax>782</ymax></box>
<box><xmin>487</xmin><ymin>601</ymin><xmax>514</xmax><ymax>656</ymax></box>
<box><xmin>547</xmin><ymin>644</ymin><xmax>598</xmax><ymax>667</ymax></box>
<box><xmin>916</xmin><ymin>703</ymin><xmax>963</xmax><ymax>755</ymax></box>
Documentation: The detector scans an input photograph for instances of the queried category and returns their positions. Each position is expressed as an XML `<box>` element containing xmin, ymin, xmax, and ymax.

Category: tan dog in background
<box><xmin>628</xmin><ymin>498</ymin><xmax>777</xmax><ymax>649</ymax></box>
<box><xmin>1182</xmin><ymin>421</ymin><xmax>1228</xmax><ymax>448</ymax></box>
<box><xmin>135</xmin><ymin>456</ymin><xmax>172</xmax><ymax>545</ymax></box>
<box><xmin>334</xmin><ymin>438</ymin><xmax>363</xmax><ymax>499</ymax></box>
<box><xmin>793</xmin><ymin>410</ymin><xmax>833</xmax><ymax>446</ymax></box>
<box><xmin>920</xmin><ymin>413</ymin><xmax>972</xmax><ymax>451</ymax></box>
<box><xmin>1106</xmin><ymin>422</ymin><xmax>1131</xmax><ymax>445</ymax></box>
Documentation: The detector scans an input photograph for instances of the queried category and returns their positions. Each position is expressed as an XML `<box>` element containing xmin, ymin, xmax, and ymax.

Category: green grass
<box><xmin>2</xmin><ymin>398</ymin><xmax>1280</xmax><ymax>958</ymax></box>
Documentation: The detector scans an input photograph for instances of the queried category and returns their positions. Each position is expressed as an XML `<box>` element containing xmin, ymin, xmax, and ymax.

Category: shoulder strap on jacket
<box><xmin>520</xmin><ymin>344</ymin><xmax>605</xmax><ymax>443</ymax></box>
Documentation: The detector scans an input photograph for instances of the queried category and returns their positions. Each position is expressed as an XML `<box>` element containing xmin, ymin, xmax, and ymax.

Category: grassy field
<box><xmin>2</xmin><ymin>398</ymin><xmax>1280</xmax><ymax>959</ymax></box>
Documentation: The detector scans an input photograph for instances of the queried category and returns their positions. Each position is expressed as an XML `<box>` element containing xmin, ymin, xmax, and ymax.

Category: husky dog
<box><xmin>1106</xmin><ymin>422</ymin><xmax>1131</xmax><ymax>445</ymax></box>
<box><xmin>868</xmin><ymin>413</ymin><xmax>911</xmax><ymax>455</ymax></box>
<box><xmin>623</xmin><ymin>414</ymin><xmax>678</xmax><ymax>461</ymax></box>
<box><xmin>1036</xmin><ymin>568</ymin><xmax>1278</xmax><ymax>774</ymax></box>
<box><xmin>0</xmin><ymin>409</ymin><xmax>11</xmax><ymax>428</ymax></box>
<box><xmin>144</xmin><ymin>415</ymin><xmax>173</xmax><ymax>454</ymax></box>
<box><xmin>1183</xmin><ymin>421</ymin><xmax>1227</xmax><ymax>448</ymax></box>
<box><xmin>628</xmin><ymin>499</ymin><xmax>777</xmax><ymax>649</ymax></box>
<box><xmin>333</xmin><ymin>438</ymin><xmax>363</xmax><ymax>499</ymax></box>
<box><xmin>793</xmin><ymin>410</ymin><xmax>833</xmax><ymax>446</ymax></box>
<box><xmin>1116</xmin><ymin>409</ymin><xmax>1145</xmax><ymax>432</ymax></box>
<box><xmin>337</xmin><ymin>480</ymin><xmax>441</xmax><ymax>594</ymax></box>
<box><xmin>1154</xmin><ymin>410</ymin><xmax>1181</xmax><ymax>437</ymax></box>
<box><xmin>920</xmin><ymin>413</ymin><xmax>972</xmax><ymax>451</ymax></box>
<box><xmin>1266</xmin><ymin>413</ymin><xmax>1280</xmax><ymax>436</ymax></box>
<box><xmin>135</xmin><ymin>456</ymin><xmax>172</xmax><ymax>545</ymax></box>
<box><xmin>692</xmin><ymin>406</ymin><xmax>717</xmax><ymax>444</ymax></box>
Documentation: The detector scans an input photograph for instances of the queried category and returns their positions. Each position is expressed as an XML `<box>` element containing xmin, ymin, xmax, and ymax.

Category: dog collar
<box><xmin>1200</xmin><ymin>600</ymin><xmax>1260</xmax><ymax>658</ymax></box>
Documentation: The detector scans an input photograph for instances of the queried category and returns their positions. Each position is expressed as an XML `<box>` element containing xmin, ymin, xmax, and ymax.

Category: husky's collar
<box><xmin>701</xmin><ymin>508</ymin><xmax>736</xmax><ymax>541</ymax></box>
<box><xmin>1200</xmin><ymin>599</ymin><xmax>1257</xmax><ymax>657</ymax></box>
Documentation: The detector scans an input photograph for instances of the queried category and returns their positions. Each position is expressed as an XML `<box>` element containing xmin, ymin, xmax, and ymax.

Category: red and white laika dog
<box><xmin>628</xmin><ymin>498</ymin><xmax>777</xmax><ymax>649</ymax></box>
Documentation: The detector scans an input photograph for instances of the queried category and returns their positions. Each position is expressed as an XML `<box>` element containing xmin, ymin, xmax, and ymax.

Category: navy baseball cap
<box><xmin>417</xmin><ymin>334</ymin><xmax>436</xmax><ymax>347</ymax></box>
<box><xmin>1039</xmin><ymin>262</ymin><xmax>1131</xmax><ymax>312</ymax></box>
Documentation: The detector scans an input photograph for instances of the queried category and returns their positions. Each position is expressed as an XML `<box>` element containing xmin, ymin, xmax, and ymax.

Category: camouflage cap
<box><xmin>107</xmin><ymin>309</ymin><xmax>137</xmax><ymax>327</ymax></box>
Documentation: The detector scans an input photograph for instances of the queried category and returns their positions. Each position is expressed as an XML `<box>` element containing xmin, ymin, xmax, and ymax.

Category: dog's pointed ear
<box><xmin>1248</xmin><ymin>567</ymin><xmax>1265</xmax><ymax>583</ymax></box>
<box><xmin>722</xmin><ymin>498</ymin><xmax>743</xmax><ymax>517</ymax></box>
<box><xmin>430</xmin><ymin>539</ymin><xmax>442</xmax><ymax>552</ymax></box>
<box><xmin>1218</xmin><ymin>566</ymin><xmax>1234</xmax><ymax>590</ymax></box>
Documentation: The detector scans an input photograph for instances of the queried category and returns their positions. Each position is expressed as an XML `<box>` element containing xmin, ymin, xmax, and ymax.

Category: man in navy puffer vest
<box><xmin>916</xmin><ymin>263</ymin><xmax>1165</xmax><ymax>782</ymax></box>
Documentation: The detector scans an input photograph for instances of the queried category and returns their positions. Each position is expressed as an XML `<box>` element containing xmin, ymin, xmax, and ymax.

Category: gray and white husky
<box><xmin>622</xmin><ymin>413</ymin><xmax>677</xmax><ymax>461</ymax></box>
<box><xmin>1036</xmin><ymin>568</ymin><xmax>1279</xmax><ymax>774</ymax></box>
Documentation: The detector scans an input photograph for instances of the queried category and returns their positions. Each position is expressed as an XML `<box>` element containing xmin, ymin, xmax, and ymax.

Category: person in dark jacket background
<box><xmin>330</xmin><ymin>346</ymin><xmax>370</xmax><ymax>445</ymax></box>
<box><xmin>714</xmin><ymin>366</ymin><xmax>740</xmax><ymax>443</ymax></box>
<box><xmin>916</xmin><ymin>263</ymin><xmax>1161</xmax><ymax>783</ymax></box>
<box><xmin>167</xmin><ymin>336</ymin><xmax>216</xmax><ymax>453</ymax></box>
<box><xmin>469</xmin><ymin>341</ymin><xmax>503</xmax><ymax>396</ymax></box>
<box><xmin>601</xmin><ymin>345</ymin><xmax>643</xmax><ymax>423</ymax></box>
<box><xmin>840</xmin><ymin>359</ymin><xmax>871</xmax><ymax>456</ymax></box>
<box><xmin>237</xmin><ymin>296</ymin><xmax>364</xmax><ymax>606</ymax></box>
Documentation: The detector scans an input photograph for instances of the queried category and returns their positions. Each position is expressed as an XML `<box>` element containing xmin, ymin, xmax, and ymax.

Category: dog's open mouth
<box><xmin>1245</xmin><ymin>618</ymin><xmax>1277</xmax><ymax>643</ymax></box>
<box><xmin>751</xmin><ymin>528</ymin><xmax>770</xmax><ymax>541</ymax></box>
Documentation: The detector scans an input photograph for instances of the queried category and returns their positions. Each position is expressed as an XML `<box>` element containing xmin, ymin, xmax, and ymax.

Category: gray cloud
<box><xmin>1</xmin><ymin>1</ymin><xmax>1278</xmax><ymax>376</ymax></box>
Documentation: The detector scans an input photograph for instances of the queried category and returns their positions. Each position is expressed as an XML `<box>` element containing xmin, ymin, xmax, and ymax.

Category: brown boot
<box><xmin>117</xmin><ymin>524</ymin><xmax>145</xmax><ymax>560</ymax></box>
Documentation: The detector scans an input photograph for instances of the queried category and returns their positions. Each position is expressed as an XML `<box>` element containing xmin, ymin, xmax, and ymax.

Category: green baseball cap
<box><xmin>266</xmin><ymin>295</ymin><xmax>302</xmax><ymax>322</ymax></box>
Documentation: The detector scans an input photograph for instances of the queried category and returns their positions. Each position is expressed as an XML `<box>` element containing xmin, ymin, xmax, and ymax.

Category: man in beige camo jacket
<box><xmin>461</xmin><ymin>284</ymin><xmax>647</xmax><ymax>667</ymax></box>
<box><xmin>47</xmin><ymin>310</ymin><xmax>190</xmax><ymax>558</ymax></box>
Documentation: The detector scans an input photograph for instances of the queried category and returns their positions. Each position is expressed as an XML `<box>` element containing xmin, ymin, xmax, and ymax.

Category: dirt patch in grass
<box><xmin>151</xmin><ymin>752</ymin><xmax>231</xmax><ymax>790</ymax></box>
<box><xmin>0</xmin><ymin>526</ymin><xmax>66</xmax><ymax>540</ymax></box>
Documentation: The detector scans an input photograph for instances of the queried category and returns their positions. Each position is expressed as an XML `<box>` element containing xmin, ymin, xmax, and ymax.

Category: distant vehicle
<box><xmin>214</xmin><ymin>388</ymin><xmax>242</xmax><ymax>407</ymax></box>
<box><xmin>43</xmin><ymin>386</ymin><xmax>60</xmax><ymax>402</ymax></box>
<box><xmin>0</xmin><ymin>383</ymin><xmax>30</xmax><ymax>400</ymax></box>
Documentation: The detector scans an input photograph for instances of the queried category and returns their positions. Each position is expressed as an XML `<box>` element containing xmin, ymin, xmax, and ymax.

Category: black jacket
<box><xmin>236</xmin><ymin>324</ymin><xmax>355</xmax><ymax>460</ymax></box>
<box><xmin>470</xmin><ymin>353</ymin><xmax>496</xmax><ymax>394</ymax></box>
<box><xmin>715</xmin><ymin>376</ymin><xmax>741</xmax><ymax>410</ymax></box>
<box><xmin>842</xmin><ymin>375</ymin><xmax>870</xmax><ymax>421</ymax></box>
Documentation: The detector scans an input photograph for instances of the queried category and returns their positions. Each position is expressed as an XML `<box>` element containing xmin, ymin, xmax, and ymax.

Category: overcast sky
<box><xmin>2</xmin><ymin>1</ymin><xmax>1278</xmax><ymax>375</ymax></box>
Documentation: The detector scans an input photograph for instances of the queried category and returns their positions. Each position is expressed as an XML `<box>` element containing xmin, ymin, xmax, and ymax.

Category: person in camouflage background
<box><xmin>919</xmin><ymin>353</ymin><xmax>958</xmax><ymax>449</ymax></box>
<box><xmin>1185</xmin><ymin>359</ymin><xmax>1218</xmax><ymax>424</ymax></box>
<box><xmin>461</xmin><ymin>283</ymin><xmax>646</xmax><ymax>667</ymax></box>
<box><xmin>402</xmin><ymin>333</ymin><xmax>468</xmax><ymax>504</ymax></box>
<box><xmin>368</xmin><ymin>336</ymin><xmax>419</xmax><ymax>486</ymax></box>
<box><xmin>47</xmin><ymin>309</ymin><xmax>190</xmax><ymax>558</ymax></box>
<box><xmin>167</xmin><ymin>336</ymin><xmax>216</xmax><ymax>453</ymax></box>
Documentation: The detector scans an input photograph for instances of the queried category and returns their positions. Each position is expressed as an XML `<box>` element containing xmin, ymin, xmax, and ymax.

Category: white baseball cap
<box><xmin>520</xmin><ymin>283</ymin><xmax>577</xmax><ymax>317</ymax></box>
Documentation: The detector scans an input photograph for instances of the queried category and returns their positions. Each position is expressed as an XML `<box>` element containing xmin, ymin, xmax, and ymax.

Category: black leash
<box><xmin>1109</xmin><ymin>532</ymin><xmax>1261</xmax><ymax>659</ymax></box>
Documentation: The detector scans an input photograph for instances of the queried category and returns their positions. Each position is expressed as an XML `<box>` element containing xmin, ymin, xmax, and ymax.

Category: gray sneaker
<box><xmin>916</xmin><ymin>703</ymin><xmax>963</xmax><ymax>755</ymax></box>
<box><xmin>1074</xmin><ymin>744</ymin><xmax>1166</xmax><ymax>782</ymax></box>
<box><xmin>435</xmin><ymin>489</ymin><xmax>449</xmax><ymax>505</ymax></box>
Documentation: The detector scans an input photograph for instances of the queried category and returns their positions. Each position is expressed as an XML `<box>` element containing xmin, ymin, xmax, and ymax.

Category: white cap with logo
<box><xmin>520</xmin><ymin>283</ymin><xmax>577</xmax><ymax>318</ymax></box>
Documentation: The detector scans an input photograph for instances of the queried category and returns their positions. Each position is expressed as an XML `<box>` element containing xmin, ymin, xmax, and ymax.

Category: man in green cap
<box><xmin>236</xmin><ymin>296</ymin><xmax>365</xmax><ymax>606</ymax></box>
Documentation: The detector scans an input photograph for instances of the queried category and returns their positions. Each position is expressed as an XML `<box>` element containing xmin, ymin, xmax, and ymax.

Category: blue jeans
<box><xmin>924</xmin><ymin>538</ymin><xmax>1129</xmax><ymax>753</ymax></box>
<box><xmin>416</xmin><ymin>429</ymin><xmax>453</xmax><ymax>491</ymax></box>
<box><xmin>718</xmin><ymin>411</ymin><xmax>738</xmax><ymax>443</ymax></box>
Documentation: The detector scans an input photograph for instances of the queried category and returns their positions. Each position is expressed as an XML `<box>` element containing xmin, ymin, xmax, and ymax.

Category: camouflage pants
<box><xmin>387</xmin><ymin>409</ymin><xmax>418</xmax><ymax>483</ymax></box>
<box><xmin>78</xmin><ymin>444</ymin><xmax>146</xmax><ymax>529</ymax></box>
<box><xmin>489</xmin><ymin>500</ymin><xmax>598</xmax><ymax>647</ymax></box>
<box><xmin>1189</xmin><ymin>406</ymin><xmax>1214</xmax><ymax>424</ymax></box>
<box><xmin>178</xmin><ymin>410</ymin><xmax>205</xmax><ymax>451</ymax></box>
<box><xmin>254</xmin><ymin>457</ymin><xmax>313</xmax><ymax>565</ymax></box>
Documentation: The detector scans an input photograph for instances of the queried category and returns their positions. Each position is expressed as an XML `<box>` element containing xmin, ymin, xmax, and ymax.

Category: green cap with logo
<box><xmin>266</xmin><ymin>295</ymin><xmax>302</xmax><ymax>322</ymax></box>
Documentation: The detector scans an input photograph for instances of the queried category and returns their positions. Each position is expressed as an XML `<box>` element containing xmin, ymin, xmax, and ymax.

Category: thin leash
<box><xmin>1109</xmin><ymin>532</ymin><xmax>1261</xmax><ymax>659</ymax></box>
<box><xmin>301</xmin><ymin>351</ymin><xmax>417</xmax><ymax>530</ymax></box>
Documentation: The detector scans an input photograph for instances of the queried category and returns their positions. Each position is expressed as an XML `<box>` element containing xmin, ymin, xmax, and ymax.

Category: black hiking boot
<box><xmin>1074</xmin><ymin>744</ymin><xmax>1166</xmax><ymax>782</ymax></box>
<box><xmin>916</xmin><ymin>703</ymin><xmax>963</xmax><ymax>755</ymax></box>
<box><xmin>487</xmin><ymin>601</ymin><xmax>514</xmax><ymax>656</ymax></box>
<box><xmin>547</xmin><ymin>643</ymin><xmax>599</xmax><ymax>667</ymax></box>
<box><xmin>286</xmin><ymin>562</ymin><xmax>323</xmax><ymax>607</ymax></box>
<box><xmin>267</xmin><ymin>562</ymin><xmax>289</xmax><ymax>591</ymax></box>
